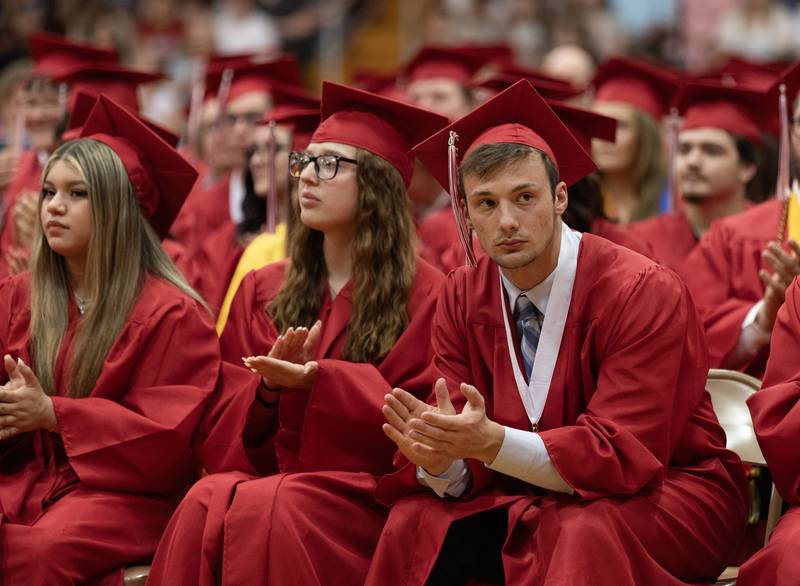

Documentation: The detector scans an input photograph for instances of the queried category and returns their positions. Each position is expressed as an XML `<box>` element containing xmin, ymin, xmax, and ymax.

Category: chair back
<box><xmin>706</xmin><ymin>369</ymin><xmax>764</xmax><ymax>466</ymax></box>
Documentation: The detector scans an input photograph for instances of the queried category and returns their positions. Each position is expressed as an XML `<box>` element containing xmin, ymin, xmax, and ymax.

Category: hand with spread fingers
<box><xmin>0</xmin><ymin>354</ymin><xmax>57</xmax><ymax>441</ymax></box>
<box><xmin>242</xmin><ymin>320</ymin><xmax>322</xmax><ymax>390</ymax></box>
<box><xmin>382</xmin><ymin>379</ymin><xmax>456</xmax><ymax>476</ymax></box>
<box><xmin>757</xmin><ymin>239</ymin><xmax>800</xmax><ymax>332</ymax></box>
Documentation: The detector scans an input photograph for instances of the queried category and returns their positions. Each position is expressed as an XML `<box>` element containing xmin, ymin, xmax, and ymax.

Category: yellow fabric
<box><xmin>216</xmin><ymin>223</ymin><xmax>287</xmax><ymax>335</ymax></box>
<box><xmin>788</xmin><ymin>187</ymin><xmax>800</xmax><ymax>244</ymax></box>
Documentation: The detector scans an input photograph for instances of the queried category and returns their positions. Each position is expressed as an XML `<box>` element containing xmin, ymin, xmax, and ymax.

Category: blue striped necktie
<box><xmin>515</xmin><ymin>294</ymin><xmax>544</xmax><ymax>380</ymax></box>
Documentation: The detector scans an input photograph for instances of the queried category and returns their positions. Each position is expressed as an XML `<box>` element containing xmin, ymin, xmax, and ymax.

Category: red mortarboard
<box><xmin>677</xmin><ymin>81</ymin><xmax>767</xmax><ymax>147</ymax></box>
<box><xmin>471</xmin><ymin>71</ymin><xmax>583</xmax><ymax>101</ymax></box>
<box><xmin>547</xmin><ymin>99</ymin><xmax>617</xmax><ymax>152</ymax></box>
<box><xmin>205</xmin><ymin>56</ymin><xmax>303</xmax><ymax>104</ymax></box>
<box><xmin>78</xmin><ymin>95</ymin><xmax>198</xmax><ymax>237</ymax></box>
<box><xmin>65</xmin><ymin>91</ymin><xmax>179</xmax><ymax>147</ymax></box>
<box><xmin>412</xmin><ymin>80</ymin><xmax>595</xmax><ymax>265</ymax></box>
<box><xmin>311</xmin><ymin>81</ymin><xmax>449</xmax><ymax>186</ymax></box>
<box><xmin>402</xmin><ymin>46</ymin><xmax>498</xmax><ymax>85</ymax></box>
<box><xmin>593</xmin><ymin>57</ymin><xmax>680</xmax><ymax>120</ymax></box>
<box><xmin>259</xmin><ymin>82</ymin><xmax>320</xmax><ymax>150</ymax></box>
<box><xmin>352</xmin><ymin>70</ymin><xmax>409</xmax><ymax>102</ymax></box>
<box><xmin>696</xmin><ymin>57</ymin><xmax>786</xmax><ymax>92</ymax></box>
<box><xmin>29</xmin><ymin>32</ymin><xmax>118</xmax><ymax>78</ymax></box>
<box><xmin>413</xmin><ymin>79</ymin><xmax>596</xmax><ymax>191</ymax></box>
<box><xmin>52</xmin><ymin>64</ymin><xmax>164</xmax><ymax>112</ymax></box>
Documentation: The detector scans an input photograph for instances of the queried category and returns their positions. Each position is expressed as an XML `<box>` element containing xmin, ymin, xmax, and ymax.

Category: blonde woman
<box><xmin>0</xmin><ymin>95</ymin><xmax>219</xmax><ymax>584</ymax></box>
<box><xmin>148</xmin><ymin>83</ymin><xmax>448</xmax><ymax>585</ymax></box>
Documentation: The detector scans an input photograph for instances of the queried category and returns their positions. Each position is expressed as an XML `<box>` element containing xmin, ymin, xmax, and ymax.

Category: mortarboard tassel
<box><xmin>266</xmin><ymin>120</ymin><xmax>278</xmax><ymax>234</ymax></box>
<box><xmin>776</xmin><ymin>84</ymin><xmax>791</xmax><ymax>202</ymax></box>
<box><xmin>448</xmin><ymin>130</ymin><xmax>477</xmax><ymax>267</ymax></box>
<box><xmin>57</xmin><ymin>82</ymin><xmax>69</xmax><ymax>125</ymax></box>
<box><xmin>665</xmin><ymin>106</ymin><xmax>681</xmax><ymax>214</ymax></box>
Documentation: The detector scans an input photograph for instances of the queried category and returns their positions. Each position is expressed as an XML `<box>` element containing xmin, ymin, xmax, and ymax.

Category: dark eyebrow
<box><xmin>42</xmin><ymin>180</ymin><xmax>88</xmax><ymax>188</ymax></box>
<box><xmin>468</xmin><ymin>182</ymin><xmax>540</xmax><ymax>198</ymax></box>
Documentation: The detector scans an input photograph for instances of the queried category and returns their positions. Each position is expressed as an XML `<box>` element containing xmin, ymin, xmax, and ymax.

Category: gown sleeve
<box><xmin>748</xmin><ymin>280</ymin><xmax>800</xmax><ymax>504</ymax></box>
<box><xmin>50</xmin><ymin>294</ymin><xmax>219</xmax><ymax>494</ymax></box>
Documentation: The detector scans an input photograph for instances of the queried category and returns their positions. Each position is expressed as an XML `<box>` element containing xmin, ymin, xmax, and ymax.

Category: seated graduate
<box><xmin>0</xmin><ymin>95</ymin><xmax>218</xmax><ymax>584</ymax></box>
<box><xmin>146</xmin><ymin>82</ymin><xmax>449</xmax><ymax>586</ymax></box>
<box><xmin>370</xmin><ymin>80</ymin><xmax>748</xmax><ymax>586</ymax></box>
<box><xmin>737</xmin><ymin>277</ymin><xmax>800</xmax><ymax>585</ymax></box>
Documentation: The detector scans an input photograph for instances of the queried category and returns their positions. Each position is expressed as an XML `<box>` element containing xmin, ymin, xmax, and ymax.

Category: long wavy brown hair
<box><xmin>30</xmin><ymin>139</ymin><xmax>205</xmax><ymax>397</ymax></box>
<box><xmin>268</xmin><ymin>148</ymin><xmax>416</xmax><ymax>363</ymax></box>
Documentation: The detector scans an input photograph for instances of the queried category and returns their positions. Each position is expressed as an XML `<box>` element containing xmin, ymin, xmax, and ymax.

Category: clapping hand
<box><xmin>242</xmin><ymin>321</ymin><xmax>322</xmax><ymax>390</ymax></box>
<box><xmin>0</xmin><ymin>355</ymin><xmax>56</xmax><ymax>441</ymax></box>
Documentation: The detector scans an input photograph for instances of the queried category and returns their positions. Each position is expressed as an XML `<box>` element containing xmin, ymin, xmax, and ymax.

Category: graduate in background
<box><xmin>591</xmin><ymin>57</ymin><xmax>679</xmax><ymax>224</ymax></box>
<box><xmin>679</xmin><ymin>64</ymin><xmax>800</xmax><ymax>379</ymax></box>
<box><xmin>738</xmin><ymin>277</ymin><xmax>800</xmax><ymax>585</ymax></box>
<box><xmin>0</xmin><ymin>33</ymin><xmax>118</xmax><ymax>279</ymax></box>
<box><xmin>371</xmin><ymin>80</ymin><xmax>747</xmax><ymax>585</ymax></box>
<box><xmin>630</xmin><ymin>81</ymin><xmax>766</xmax><ymax>271</ymax></box>
<box><xmin>147</xmin><ymin>83</ymin><xmax>448</xmax><ymax>586</ymax></box>
<box><xmin>0</xmin><ymin>95</ymin><xmax>218</xmax><ymax>584</ymax></box>
<box><xmin>214</xmin><ymin>104</ymin><xmax>320</xmax><ymax>332</ymax></box>
<box><xmin>190</xmin><ymin>82</ymin><xmax>318</xmax><ymax>319</ymax></box>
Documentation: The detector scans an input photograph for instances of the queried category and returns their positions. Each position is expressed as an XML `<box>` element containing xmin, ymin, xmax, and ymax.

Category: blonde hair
<box><xmin>30</xmin><ymin>138</ymin><xmax>205</xmax><ymax>397</ymax></box>
<box><xmin>268</xmin><ymin>148</ymin><xmax>416</xmax><ymax>363</ymax></box>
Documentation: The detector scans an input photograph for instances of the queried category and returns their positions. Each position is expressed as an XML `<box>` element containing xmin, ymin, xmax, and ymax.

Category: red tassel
<box><xmin>184</xmin><ymin>60</ymin><xmax>206</xmax><ymax>152</ymax></box>
<box><xmin>448</xmin><ymin>131</ymin><xmax>476</xmax><ymax>267</ymax></box>
<box><xmin>266</xmin><ymin>120</ymin><xmax>278</xmax><ymax>234</ymax></box>
<box><xmin>776</xmin><ymin>84</ymin><xmax>791</xmax><ymax>201</ymax></box>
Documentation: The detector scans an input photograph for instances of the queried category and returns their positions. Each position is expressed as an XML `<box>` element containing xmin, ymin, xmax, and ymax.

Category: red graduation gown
<box><xmin>591</xmin><ymin>217</ymin><xmax>655</xmax><ymax>259</ymax></box>
<box><xmin>738</xmin><ymin>279</ymin><xmax>800</xmax><ymax>585</ymax></box>
<box><xmin>169</xmin><ymin>170</ymin><xmax>232</xmax><ymax>250</ymax></box>
<box><xmin>679</xmin><ymin>198</ymin><xmax>784</xmax><ymax>378</ymax></box>
<box><xmin>189</xmin><ymin>222</ymin><xmax>244</xmax><ymax>315</ymax></box>
<box><xmin>0</xmin><ymin>273</ymin><xmax>219</xmax><ymax>585</ymax></box>
<box><xmin>147</xmin><ymin>258</ymin><xmax>443</xmax><ymax>586</ymax></box>
<box><xmin>417</xmin><ymin>206</ymin><xmax>459</xmax><ymax>272</ymax></box>
<box><xmin>628</xmin><ymin>210</ymin><xmax>697</xmax><ymax>271</ymax></box>
<box><xmin>366</xmin><ymin>234</ymin><xmax>747</xmax><ymax>585</ymax></box>
<box><xmin>0</xmin><ymin>150</ymin><xmax>42</xmax><ymax>279</ymax></box>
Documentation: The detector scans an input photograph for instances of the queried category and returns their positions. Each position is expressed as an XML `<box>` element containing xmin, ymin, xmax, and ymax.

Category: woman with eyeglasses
<box><xmin>147</xmin><ymin>82</ymin><xmax>448</xmax><ymax>586</ymax></box>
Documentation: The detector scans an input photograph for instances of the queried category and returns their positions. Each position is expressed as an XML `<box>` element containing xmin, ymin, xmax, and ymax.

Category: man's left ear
<box><xmin>555</xmin><ymin>181</ymin><xmax>569</xmax><ymax>215</ymax></box>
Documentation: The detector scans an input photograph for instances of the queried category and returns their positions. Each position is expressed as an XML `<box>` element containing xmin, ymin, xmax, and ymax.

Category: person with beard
<box><xmin>630</xmin><ymin>81</ymin><xmax>766</xmax><ymax>271</ymax></box>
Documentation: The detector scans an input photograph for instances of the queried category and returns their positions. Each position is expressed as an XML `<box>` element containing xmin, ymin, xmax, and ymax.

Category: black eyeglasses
<box><xmin>289</xmin><ymin>151</ymin><xmax>358</xmax><ymax>180</ymax></box>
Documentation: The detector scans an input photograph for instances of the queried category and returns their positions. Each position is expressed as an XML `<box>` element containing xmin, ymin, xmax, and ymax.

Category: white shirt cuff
<box><xmin>487</xmin><ymin>426</ymin><xmax>573</xmax><ymax>494</ymax></box>
<box><xmin>416</xmin><ymin>459</ymin><xmax>471</xmax><ymax>498</ymax></box>
<box><xmin>724</xmin><ymin>301</ymin><xmax>771</xmax><ymax>368</ymax></box>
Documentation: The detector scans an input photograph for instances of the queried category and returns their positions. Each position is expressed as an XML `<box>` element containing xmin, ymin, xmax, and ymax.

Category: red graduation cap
<box><xmin>29</xmin><ymin>32</ymin><xmax>118</xmax><ymax>78</ymax></box>
<box><xmin>471</xmin><ymin>71</ymin><xmax>583</xmax><ymax>101</ymax></box>
<box><xmin>413</xmin><ymin>79</ymin><xmax>596</xmax><ymax>191</ymax></box>
<box><xmin>593</xmin><ymin>57</ymin><xmax>680</xmax><ymax>120</ymax></box>
<box><xmin>259</xmin><ymin>82</ymin><xmax>320</xmax><ymax>150</ymax></box>
<box><xmin>352</xmin><ymin>70</ymin><xmax>410</xmax><ymax>102</ymax></box>
<box><xmin>78</xmin><ymin>95</ymin><xmax>198</xmax><ymax>237</ymax></box>
<box><xmin>52</xmin><ymin>64</ymin><xmax>164</xmax><ymax>112</ymax></box>
<box><xmin>676</xmin><ymin>81</ymin><xmax>767</xmax><ymax>147</ymax></box>
<box><xmin>412</xmin><ymin>80</ymin><xmax>595</xmax><ymax>265</ymax></box>
<box><xmin>65</xmin><ymin>91</ymin><xmax>179</xmax><ymax>147</ymax></box>
<box><xmin>205</xmin><ymin>56</ymin><xmax>303</xmax><ymax>104</ymax></box>
<box><xmin>696</xmin><ymin>56</ymin><xmax>786</xmax><ymax>92</ymax></box>
<box><xmin>547</xmin><ymin>99</ymin><xmax>617</xmax><ymax>152</ymax></box>
<box><xmin>311</xmin><ymin>81</ymin><xmax>449</xmax><ymax>186</ymax></box>
<box><xmin>402</xmin><ymin>45</ymin><xmax>498</xmax><ymax>85</ymax></box>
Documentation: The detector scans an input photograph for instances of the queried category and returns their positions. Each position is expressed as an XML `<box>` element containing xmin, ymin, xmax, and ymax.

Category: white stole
<box><xmin>498</xmin><ymin>222</ymin><xmax>581</xmax><ymax>430</ymax></box>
